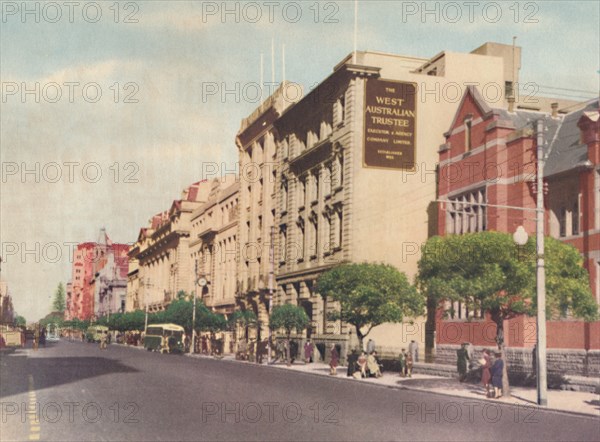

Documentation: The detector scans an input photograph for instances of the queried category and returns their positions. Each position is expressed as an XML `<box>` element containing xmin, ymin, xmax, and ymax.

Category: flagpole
<box><xmin>353</xmin><ymin>0</ymin><xmax>358</xmax><ymax>63</ymax></box>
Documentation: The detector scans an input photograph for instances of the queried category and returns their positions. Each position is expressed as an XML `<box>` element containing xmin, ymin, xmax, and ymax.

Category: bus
<box><xmin>143</xmin><ymin>324</ymin><xmax>185</xmax><ymax>354</ymax></box>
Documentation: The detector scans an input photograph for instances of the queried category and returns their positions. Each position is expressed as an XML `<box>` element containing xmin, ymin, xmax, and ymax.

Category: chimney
<box><xmin>551</xmin><ymin>102</ymin><xmax>559</xmax><ymax>118</ymax></box>
<box><xmin>508</xmin><ymin>96</ymin><xmax>515</xmax><ymax>113</ymax></box>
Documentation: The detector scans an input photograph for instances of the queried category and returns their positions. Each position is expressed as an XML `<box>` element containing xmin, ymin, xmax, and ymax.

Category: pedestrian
<box><xmin>33</xmin><ymin>327</ymin><xmax>39</xmax><ymax>351</ymax></box>
<box><xmin>405</xmin><ymin>351</ymin><xmax>413</xmax><ymax>377</ymax></box>
<box><xmin>366</xmin><ymin>338</ymin><xmax>375</xmax><ymax>354</ymax></box>
<box><xmin>289</xmin><ymin>340</ymin><xmax>298</xmax><ymax>364</ymax></box>
<box><xmin>304</xmin><ymin>339</ymin><xmax>314</xmax><ymax>363</ymax></box>
<box><xmin>480</xmin><ymin>349</ymin><xmax>492</xmax><ymax>397</ymax></box>
<box><xmin>367</xmin><ymin>351</ymin><xmax>382</xmax><ymax>378</ymax></box>
<box><xmin>457</xmin><ymin>343</ymin><xmax>470</xmax><ymax>382</ymax></box>
<box><xmin>40</xmin><ymin>328</ymin><xmax>46</xmax><ymax>347</ymax></box>
<box><xmin>490</xmin><ymin>352</ymin><xmax>504</xmax><ymax>399</ymax></box>
<box><xmin>408</xmin><ymin>340</ymin><xmax>419</xmax><ymax>363</ymax></box>
<box><xmin>347</xmin><ymin>348</ymin><xmax>359</xmax><ymax>377</ymax></box>
<box><xmin>357</xmin><ymin>351</ymin><xmax>368</xmax><ymax>378</ymax></box>
<box><xmin>399</xmin><ymin>349</ymin><xmax>407</xmax><ymax>377</ymax></box>
<box><xmin>329</xmin><ymin>344</ymin><xmax>339</xmax><ymax>375</ymax></box>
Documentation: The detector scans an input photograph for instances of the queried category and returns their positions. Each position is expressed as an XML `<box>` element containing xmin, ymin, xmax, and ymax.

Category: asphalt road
<box><xmin>1</xmin><ymin>340</ymin><xmax>598</xmax><ymax>441</ymax></box>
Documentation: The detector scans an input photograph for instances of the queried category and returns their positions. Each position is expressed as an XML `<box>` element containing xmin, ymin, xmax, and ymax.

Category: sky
<box><xmin>1</xmin><ymin>0</ymin><xmax>599</xmax><ymax>321</ymax></box>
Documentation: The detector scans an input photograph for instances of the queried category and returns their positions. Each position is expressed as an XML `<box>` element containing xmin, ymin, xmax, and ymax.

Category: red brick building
<box><xmin>66</xmin><ymin>235</ymin><xmax>130</xmax><ymax>321</ymax></box>
<box><xmin>436</xmin><ymin>86</ymin><xmax>599</xmax><ymax>351</ymax></box>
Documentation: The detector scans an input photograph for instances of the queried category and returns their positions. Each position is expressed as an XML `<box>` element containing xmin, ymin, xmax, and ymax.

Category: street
<box><xmin>1</xmin><ymin>341</ymin><xmax>598</xmax><ymax>441</ymax></box>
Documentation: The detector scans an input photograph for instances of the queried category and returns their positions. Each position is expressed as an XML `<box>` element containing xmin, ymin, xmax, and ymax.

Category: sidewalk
<box><xmin>185</xmin><ymin>352</ymin><xmax>600</xmax><ymax>418</ymax></box>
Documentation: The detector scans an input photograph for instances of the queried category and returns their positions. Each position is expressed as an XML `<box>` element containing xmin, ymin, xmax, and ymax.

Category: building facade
<box><xmin>66</xmin><ymin>233</ymin><xmax>130</xmax><ymax>321</ymax></box>
<box><xmin>0</xmin><ymin>280</ymin><xmax>14</xmax><ymax>325</ymax></box>
<box><xmin>189</xmin><ymin>175</ymin><xmax>239</xmax><ymax>316</ymax></box>
<box><xmin>271</xmin><ymin>44</ymin><xmax>535</xmax><ymax>360</ymax></box>
<box><xmin>436</xmin><ymin>86</ymin><xmax>599</xmax><ymax>350</ymax></box>
<box><xmin>93</xmin><ymin>244</ymin><xmax>129</xmax><ymax>317</ymax></box>
<box><xmin>235</xmin><ymin>82</ymin><xmax>299</xmax><ymax>340</ymax></box>
<box><xmin>127</xmin><ymin>181</ymin><xmax>212</xmax><ymax>313</ymax></box>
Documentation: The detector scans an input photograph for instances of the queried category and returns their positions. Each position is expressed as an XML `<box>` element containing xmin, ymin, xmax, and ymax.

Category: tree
<box><xmin>417</xmin><ymin>231</ymin><xmax>598</xmax><ymax>396</ymax></box>
<box><xmin>228</xmin><ymin>310</ymin><xmax>257</xmax><ymax>341</ymax></box>
<box><xmin>269</xmin><ymin>304</ymin><xmax>309</xmax><ymax>365</ymax></box>
<box><xmin>52</xmin><ymin>283</ymin><xmax>66</xmax><ymax>313</ymax></box>
<box><xmin>14</xmin><ymin>315</ymin><xmax>26</xmax><ymax>328</ymax></box>
<box><xmin>317</xmin><ymin>262</ymin><xmax>424</xmax><ymax>350</ymax></box>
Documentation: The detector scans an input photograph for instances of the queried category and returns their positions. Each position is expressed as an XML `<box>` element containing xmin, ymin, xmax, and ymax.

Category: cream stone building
<box><xmin>235</xmin><ymin>82</ymin><xmax>300</xmax><ymax>340</ymax></box>
<box><xmin>271</xmin><ymin>42</ymin><xmax>577</xmax><ymax>361</ymax></box>
<box><xmin>189</xmin><ymin>175</ymin><xmax>239</xmax><ymax>316</ymax></box>
<box><xmin>127</xmin><ymin>181</ymin><xmax>212</xmax><ymax>313</ymax></box>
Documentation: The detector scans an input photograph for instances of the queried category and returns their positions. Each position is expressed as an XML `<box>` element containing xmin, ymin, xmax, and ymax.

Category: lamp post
<box><xmin>193</xmin><ymin>259</ymin><xmax>207</xmax><ymax>354</ymax></box>
<box><xmin>143</xmin><ymin>278</ymin><xmax>152</xmax><ymax>334</ymax></box>
<box><xmin>535</xmin><ymin>119</ymin><xmax>548</xmax><ymax>407</ymax></box>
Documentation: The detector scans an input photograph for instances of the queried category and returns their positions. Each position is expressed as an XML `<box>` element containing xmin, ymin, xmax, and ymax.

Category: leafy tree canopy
<box><xmin>269</xmin><ymin>304</ymin><xmax>309</xmax><ymax>336</ymax></box>
<box><xmin>417</xmin><ymin>232</ymin><xmax>598</xmax><ymax>327</ymax></box>
<box><xmin>317</xmin><ymin>262</ymin><xmax>423</xmax><ymax>344</ymax></box>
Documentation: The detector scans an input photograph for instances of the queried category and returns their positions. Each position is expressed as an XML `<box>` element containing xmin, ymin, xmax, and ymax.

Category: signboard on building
<box><xmin>364</xmin><ymin>79</ymin><xmax>416</xmax><ymax>170</ymax></box>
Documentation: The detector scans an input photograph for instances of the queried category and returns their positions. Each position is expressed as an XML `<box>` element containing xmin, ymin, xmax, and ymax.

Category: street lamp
<box><xmin>143</xmin><ymin>278</ymin><xmax>152</xmax><ymax>333</ymax></box>
<box><xmin>513</xmin><ymin>225</ymin><xmax>528</xmax><ymax>246</ymax></box>
<box><xmin>192</xmin><ymin>259</ymin><xmax>207</xmax><ymax>354</ymax></box>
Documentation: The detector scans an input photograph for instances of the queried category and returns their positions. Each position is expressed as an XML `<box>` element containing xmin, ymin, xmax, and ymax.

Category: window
<box><xmin>311</xmin><ymin>171</ymin><xmax>319</xmax><ymax>203</ymax></box>
<box><xmin>464</xmin><ymin>118</ymin><xmax>472</xmax><ymax>151</ymax></box>
<box><xmin>323</xmin><ymin>211</ymin><xmax>332</xmax><ymax>253</ymax></box>
<box><xmin>572</xmin><ymin>199</ymin><xmax>580</xmax><ymax>235</ymax></box>
<box><xmin>505</xmin><ymin>81</ymin><xmax>514</xmax><ymax>98</ymax></box>
<box><xmin>323</xmin><ymin>163</ymin><xmax>332</xmax><ymax>197</ymax></box>
<box><xmin>298</xmin><ymin>176</ymin><xmax>306</xmax><ymax>209</ymax></box>
<box><xmin>297</xmin><ymin>219</ymin><xmax>305</xmax><ymax>260</ymax></box>
<box><xmin>282</xmin><ymin>136</ymin><xmax>289</xmax><ymax>159</ymax></box>
<box><xmin>447</xmin><ymin>189</ymin><xmax>486</xmax><ymax>234</ymax></box>
<box><xmin>310</xmin><ymin>214</ymin><xmax>318</xmax><ymax>258</ymax></box>
<box><xmin>281</xmin><ymin>177</ymin><xmax>288</xmax><ymax>212</ymax></box>
<box><xmin>280</xmin><ymin>226</ymin><xmax>287</xmax><ymax>261</ymax></box>
<box><xmin>336</xmin><ymin>95</ymin><xmax>346</xmax><ymax>127</ymax></box>
<box><xmin>559</xmin><ymin>206</ymin><xmax>567</xmax><ymax>237</ymax></box>
<box><xmin>334</xmin><ymin>208</ymin><xmax>343</xmax><ymax>249</ymax></box>
<box><xmin>334</xmin><ymin>153</ymin><xmax>343</xmax><ymax>188</ymax></box>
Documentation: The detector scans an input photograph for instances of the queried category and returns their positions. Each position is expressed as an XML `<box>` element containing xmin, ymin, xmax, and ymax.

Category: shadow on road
<box><xmin>0</xmin><ymin>350</ymin><xmax>139</xmax><ymax>398</ymax></box>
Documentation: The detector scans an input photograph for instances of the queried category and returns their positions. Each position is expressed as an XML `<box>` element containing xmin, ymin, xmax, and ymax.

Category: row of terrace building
<box><xmin>125</xmin><ymin>41</ymin><xmax>599</xmax><ymax>364</ymax></box>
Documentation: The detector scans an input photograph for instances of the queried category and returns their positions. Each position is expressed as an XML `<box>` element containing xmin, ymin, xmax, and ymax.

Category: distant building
<box><xmin>66</xmin><ymin>231</ymin><xmax>130</xmax><ymax>320</ymax></box>
<box><xmin>93</xmin><ymin>244</ymin><xmax>129</xmax><ymax>317</ymax></box>
<box><xmin>127</xmin><ymin>181</ymin><xmax>213</xmax><ymax>313</ymax></box>
<box><xmin>189</xmin><ymin>176</ymin><xmax>239</xmax><ymax>317</ymax></box>
<box><xmin>0</xmin><ymin>280</ymin><xmax>14</xmax><ymax>325</ymax></box>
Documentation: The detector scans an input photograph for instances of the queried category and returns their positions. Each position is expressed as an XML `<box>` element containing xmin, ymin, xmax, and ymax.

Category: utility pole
<box><xmin>193</xmin><ymin>259</ymin><xmax>198</xmax><ymax>353</ymax></box>
<box><xmin>536</xmin><ymin>119</ymin><xmax>548</xmax><ymax>406</ymax></box>
<box><xmin>144</xmin><ymin>278</ymin><xmax>150</xmax><ymax>333</ymax></box>
<box><xmin>267</xmin><ymin>226</ymin><xmax>275</xmax><ymax>364</ymax></box>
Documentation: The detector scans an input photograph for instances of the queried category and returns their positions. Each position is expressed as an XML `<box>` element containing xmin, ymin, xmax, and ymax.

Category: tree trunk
<box><xmin>355</xmin><ymin>325</ymin><xmax>364</xmax><ymax>352</ymax></box>
<box><xmin>494</xmin><ymin>316</ymin><xmax>511</xmax><ymax>397</ymax></box>
<box><xmin>286</xmin><ymin>332</ymin><xmax>291</xmax><ymax>366</ymax></box>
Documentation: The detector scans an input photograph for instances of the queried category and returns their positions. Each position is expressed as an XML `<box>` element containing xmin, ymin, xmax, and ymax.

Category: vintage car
<box><xmin>85</xmin><ymin>325</ymin><xmax>109</xmax><ymax>343</ymax></box>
